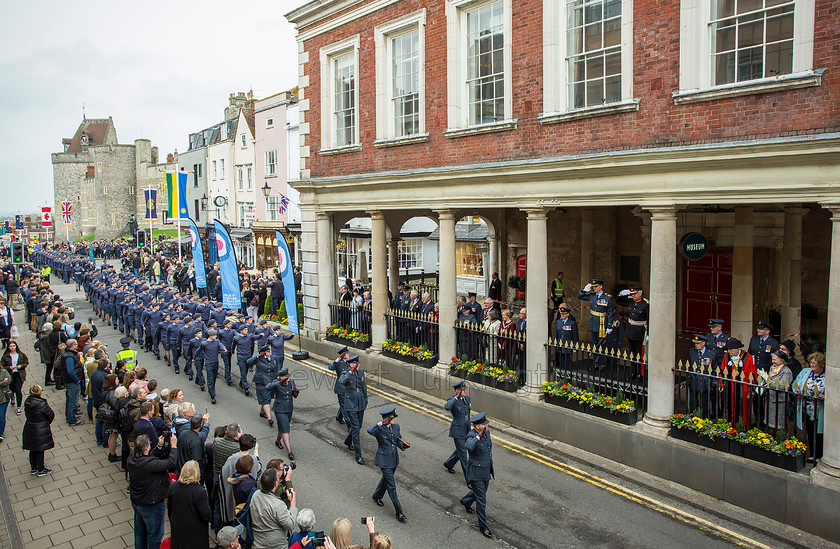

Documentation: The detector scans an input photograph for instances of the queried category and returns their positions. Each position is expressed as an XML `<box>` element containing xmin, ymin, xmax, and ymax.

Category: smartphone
<box><xmin>205</xmin><ymin>408</ymin><xmax>208</xmax><ymax>415</ymax></box>
<box><xmin>170</xmin><ymin>427</ymin><xmax>176</xmax><ymax>435</ymax></box>
<box><xmin>361</xmin><ymin>517</ymin><xmax>367</xmax><ymax>525</ymax></box>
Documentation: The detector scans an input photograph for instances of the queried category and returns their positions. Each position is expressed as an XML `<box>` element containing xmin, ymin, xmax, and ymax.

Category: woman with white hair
<box><xmin>289</xmin><ymin>508</ymin><xmax>317</xmax><ymax>546</ymax></box>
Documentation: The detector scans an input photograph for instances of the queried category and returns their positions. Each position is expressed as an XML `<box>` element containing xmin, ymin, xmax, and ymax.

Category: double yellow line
<box><xmin>290</xmin><ymin>356</ymin><xmax>771</xmax><ymax>549</ymax></box>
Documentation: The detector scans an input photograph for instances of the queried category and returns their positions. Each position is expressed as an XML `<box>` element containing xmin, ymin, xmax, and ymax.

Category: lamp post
<box><xmin>261</xmin><ymin>182</ymin><xmax>271</xmax><ymax>222</ymax></box>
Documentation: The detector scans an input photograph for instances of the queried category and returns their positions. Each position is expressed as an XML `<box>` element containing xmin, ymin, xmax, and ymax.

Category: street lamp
<box><xmin>261</xmin><ymin>182</ymin><xmax>271</xmax><ymax>198</ymax></box>
<box><xmin>201</xmin><ymin>193</ymin><xmax>209</xmax><ymax>211</ymax></box>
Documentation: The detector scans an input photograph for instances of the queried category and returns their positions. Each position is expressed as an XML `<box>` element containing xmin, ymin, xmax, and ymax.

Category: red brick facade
<box><xmin>297</xmin><ymin>0</ymin><xmax>840</xmax><ymax>178</ymax></box>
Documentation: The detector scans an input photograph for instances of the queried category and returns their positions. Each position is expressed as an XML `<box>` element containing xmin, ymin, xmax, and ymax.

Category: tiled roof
<box><xmin>62</xmin><ymin>117</ymin><xmax>116</xmax><ymax>153</ymax></box>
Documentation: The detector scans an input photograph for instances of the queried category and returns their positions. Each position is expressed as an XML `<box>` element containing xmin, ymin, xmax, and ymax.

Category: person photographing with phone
<box><xmin>367</xmin><ymin>406</ymin><xmax>409</xmax><ymax>523</ymax></box>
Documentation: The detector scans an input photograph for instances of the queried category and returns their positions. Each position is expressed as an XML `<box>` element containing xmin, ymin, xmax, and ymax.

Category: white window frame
<box><xmin>398</xmin><ymin>238</ymin><xmax>423</xmax><ymax>271</ymax></box>
<box><xmin>374</xmin><ymin>10</ymin><xmax>429</xmax><ymax>147</ymax></box>
<box><xmin>220</xmin><ymin>159</ymin><xmax>225</xmax><ymax>179</ymax></box>
<box><xmin>247</xmin><ymin>166</ymin><xmax>252</xmax><ymax>190</ymax></box>
<box><xmin>241</xmin><ymin>133</ymin><xmax>246</xmax><ymax>148</ymax></box>
<box><xmin>319</xmin><ymin>35</ymin><xmax>361</xmax><ymax>153</ymax></box>
<box><xmin>265</xmin><ymin>150</ymin><xmax>277</xmax><ymax>177</ymax></box>
<box><xmin>237</xmin><ymin>166</ymin><xmax>244</xmax><ymax>190</ymax></box>
<box><xmin>212</xmin><ymin>160</ymin><xmax>217</xmax><ymax>180</ymax></box>
<box><xmin>445</xmin><ymin>0</ymin><xmax>516</xmax><ymax>138</ymax></box>
<box><xmin>267</xmin><ymin>196</ymin><xmax>282</xmax><ymax>222</ymax></box>
<box><xmin>540</xmin><ymin>0</ymin><xmax>637</xmax><ymax>124</ymax></box>
<box><xmin>674</xmin><ymin>0</ymin><xmax>818</xmax><ymax>105</ymax></box>
<box><xmin>266</xmin><ymin>117</ymin><xmax>274</xmax><ymax>128</ymax></box>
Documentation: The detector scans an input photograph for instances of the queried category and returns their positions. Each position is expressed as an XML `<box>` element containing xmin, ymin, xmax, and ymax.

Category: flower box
<box><xmin>544</xmin><ymin>395</ymin><xmax>586</xmax><ymax>414</ymax></box>
<box><xmin>742</xmin><ymin>445</ymin><xmax>805</xmax><ymax>472</ymax></box>
<box><xmin>587</xmin><ymin>404</ymin><xmax>638</xmax><ymax>426</ymax></box>
<box><xmin>729</xmin><ymin>440</ymin><xmax>746</xmax><ymax>458</ymax></box>
<box><xmin>450</xmin><ymin>368</ymin><xmax>471</xmax><ymax>380</ymax></box>
<box><xmin>776</xmin><ymin>453</ymin><xmax>806</xmax><ymax>473</ymax></box>
<box><xmin>326</xmin><ymin>333</ymin><xmax>371</xmax><ymax>350</ymax></box>
<box><xmin>494</xmin><ymin>380</ymin><xmax>519</xmax><ymax>393</ymax></box>
<box><xmin>383</xmin><ymin>349</ymin><xmax>437</xmax><ymax>369</ymax></box>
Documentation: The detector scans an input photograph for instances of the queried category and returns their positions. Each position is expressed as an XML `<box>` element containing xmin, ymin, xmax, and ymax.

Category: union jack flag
<box><xmin>61</xmin><ymin>201</ymin><xmax>72</xmax><ymax>225</ymax></box>
<box><xmin>278</xmin><ymin>194</ymin><xmax>290</xmax><ymax>214</ymax></box>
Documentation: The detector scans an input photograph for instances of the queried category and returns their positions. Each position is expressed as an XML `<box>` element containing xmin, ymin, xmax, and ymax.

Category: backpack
<box><xmin>250</xmin><ymin>294</ymin><xmax>259</xmax><ymax>307</ymax></box>
<box><xmin>117</xmin><ymin>405</ymin><xmax>133</xmax><ymax>435</ymax></box>
<box><xmin>233</xmin><ymin>488</ymin><xmax>257</xmax><ymax>549</ymax></box>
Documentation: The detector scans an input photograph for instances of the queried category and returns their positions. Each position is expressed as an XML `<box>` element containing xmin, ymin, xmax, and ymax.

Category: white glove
<box><xmin>644</xmin><ymin>335</ymin><xmax>649</xmax><ymax>343</ymax></box>
<box><xmin>606</xmin><ymin>329</ymin><xmax>613</xmax><ymax>335</ymax></box>
<box><xmin>583</xmin><ymin>283</ymin><xmax>592</xmax><ymax>292</ymax></box>
<box><xmin>619</xmin><ymin>289</ymin><xmax>631</xmax><ymax>297</ymax></box>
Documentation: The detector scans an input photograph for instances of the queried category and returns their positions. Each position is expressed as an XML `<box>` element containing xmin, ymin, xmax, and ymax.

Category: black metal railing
<box><xmin>384</xmin><ymin>308</ymin><xmax>439</xmax><ymax>355</ymax></box>
<box><xmin>673</xmin><ymin>360</ymin><xmax>823</xmax><ymax>460</ymax></box>
<box><xmin>454</xmin><ymin>322</ymin><xmax>526</xmax><ymax>385</ymax></box>
<box><xmin>546</xmin><ymin>338</ymin><xmax>648</xmax><ymax>412</ymax></box>
<box><xmin>328</xmin><ymin>300</ymin><xmax>372</xmax><ymax>335</ymax></box>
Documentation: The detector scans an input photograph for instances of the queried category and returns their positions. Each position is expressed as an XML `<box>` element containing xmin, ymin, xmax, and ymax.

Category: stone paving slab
<box><xmin>0</xmin><ymin>296</ymin><xmax>171</xmax><ymax>548</ymax></box>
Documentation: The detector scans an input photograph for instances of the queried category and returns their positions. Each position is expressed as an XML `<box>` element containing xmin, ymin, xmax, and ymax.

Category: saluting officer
<box><xmin>616</xmin><ymin>287</ymin><xmax>649</xmax><ymax>370</ymax></box>
<box><xmin>577</xmin><ymin>278</ymin><xmax>615</xmax><ymax>372</ymax></box>
<box><xmin>267</xmin><ymin>367</ymin><xmax>299</xmax><ymax>461</ymax></box>
<box><xmin>460</xmin><ymin>412</ymin><xmax>495</xmax><ymax>539</ymax></box>
<box><xmin>249</xmin><ymin>344</ymin><xmax>278</xmax><ymax>427</ymax></box>
<box><xmin>329</xmin><ymin>346</ymin><xmax>351</xmax><ymax>425</ymax></box>
<box><xmin>368</xmin><ymin>406</ymin><xmax>409</xmax><ymax>523</ymax></box>
<box><xmin>443</xmin><ymin>380</ymin><xmax>471</xmax><ymax>479</ymax></box>
<box><xmin>339</xmin><ymin>355</ymin><xmax>368</xmax><ymax>464</ymax></box>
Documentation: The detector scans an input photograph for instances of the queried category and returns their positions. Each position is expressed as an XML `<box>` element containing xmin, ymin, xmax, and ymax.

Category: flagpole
<box><xmin>176</xmin><ymin>166</ymin><xmax>182</xmax><ymax>262</ymax></box>
<box><xmin>147</xmin><ymin>183</ymin><xmax>154</xmax><ymax>255</ymax></box>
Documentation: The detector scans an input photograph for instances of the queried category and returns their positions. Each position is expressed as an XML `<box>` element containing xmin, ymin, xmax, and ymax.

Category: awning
<box><xmin>230</xmin><ymin>228</ymin><xmax>253</xmax><ymax>241</ymax></box>
<box><xmin>166</xmin><ymin>234</ymin><xmax>191</xmax><ymax>244</ymax></box>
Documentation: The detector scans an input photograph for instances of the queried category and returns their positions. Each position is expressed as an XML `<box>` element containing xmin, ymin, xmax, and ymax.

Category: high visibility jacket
<box><xmin>551</xmin><ymin>277</ymin><xmax>564</xmax><ymax>298</ymax></box>
<box><xmin>116</xmin><ymin>349</ymin><xmax>138</xmax><ymax>370</ymax></box>
<box><xmin>41</xmin><ymin>267</ymin><xmax>51</xmax><ymax>277</ymax></box>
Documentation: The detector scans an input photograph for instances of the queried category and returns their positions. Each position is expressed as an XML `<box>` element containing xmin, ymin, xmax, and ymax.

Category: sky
<box><xmin>0</xmin><ymin>0</ymin><xmax>301</xmax><ymax>216</ymax></box>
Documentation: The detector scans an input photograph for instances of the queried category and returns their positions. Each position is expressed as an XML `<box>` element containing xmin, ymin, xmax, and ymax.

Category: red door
<box><xmin>681</xmin><ymin>251</ymin><xmax>732</xmax><ymax>335</ymax></box>
<box><xmin>515</xmin><ymin>254</ymin><xmax>526</xmax><ymax>299</ymax></box>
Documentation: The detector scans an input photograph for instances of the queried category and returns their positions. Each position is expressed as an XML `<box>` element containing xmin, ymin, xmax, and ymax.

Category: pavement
<box><xmin>0</xmin><ymin>271</ymin><xmax>836</xmax><ymax>549</ymax></box>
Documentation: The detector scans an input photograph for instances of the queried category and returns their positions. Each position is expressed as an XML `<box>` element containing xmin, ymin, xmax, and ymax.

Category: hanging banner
<box><xmin>145</xmin><ymin>189</ymin><xmax>158</xmax><ymax>220</ymax></box>
<box><xmin>275</xmin><ymin>230</ymin><xmax>299</xmax><ymax>334</ymax></box>
<box><xmin>213</xmin><ymin>220</ymin><xmax>240</xmax><ymax>309</ymax></box>
<box><xmin>188</xmin><ymin>218</ymin><xmax>207</xmax><ymax>289</ymax></box>
<box><xmin>61</xmin><ymin>201</ymin><xmax>72</xmax><ymax>225</ymax></box>
<box><xmin>41</xmin><ymin>207</ymin><xmax>52</xmax><ymax>227</ymax></box>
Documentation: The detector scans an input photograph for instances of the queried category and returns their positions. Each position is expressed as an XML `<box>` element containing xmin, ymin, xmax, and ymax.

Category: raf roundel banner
<box><xmin>188</xmin><ymin>218</ymin><xmax>207</xmax><ymax>289</ymax></box>
<box><xmin>213</xmin><ymin>220</ymin><xmax>240</xmax><ymax>309</ymax></box>
<box><xmin>275</xmin><ymin>230</ymin><xmax>299</xmax><ymax>334</ymax></box>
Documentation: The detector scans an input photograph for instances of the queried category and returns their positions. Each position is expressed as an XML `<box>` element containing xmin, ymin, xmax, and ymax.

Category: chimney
<box><xmin>151</xmin><ymin>146</ymin><xmax>159</xmax><ymax>164</ymax></box>
<box><xmin>166</xmin><ymin>153</ymin><xmax>174</xmax><ymax>163</ymax></box>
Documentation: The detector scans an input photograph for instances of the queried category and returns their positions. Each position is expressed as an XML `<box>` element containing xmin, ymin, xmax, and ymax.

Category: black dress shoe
<box><xmin>227</xmin><ymin>380</ymin><xmax>233</xmax><ymax>386</ymax></box>
<box><xmin>188</xmin><ymin>374</ymin><xmax>194</xmax><ymax>381</ymax></box>
<box><xmin>200</xmin><ymin>385</ymin><xmax>205</xmax><ymax>392</ymax></box>
<box><xmin>44</xmin><ymin>381</ymin><xmax>55</xmax><ymax>386</ymax></box>
<box><xmin>463</xmin><ymin>503</ymin><xmax>474</xmax><ymax>514</ymax></box>
<box><xmin>174</xmin><ymin>370</ymin><xmax>180</xmax><ymax>374</ymax></box>
<box><xmin>275</xmin><ymin>440</ymin><xmax>284</xmax><ymax>450</ymax></box>
<box><xmin>260</xmin><ymin>411</ymin><xmax>267</xmax><ymax>418</ymax></box>
<box><xmin>356</xmin><ymin>456</ymin><xmax>365</xmax><ymax>465</ymax></box>
<box><xmin>287</xmin><ymin>452</ymin><xmax>295</xmax><ymax>461</ymax></box>
<box><xmin>336</xmin><ymin>417</ymin><xmax>346</xmax><ymax>425</ymax></box>
<box><xmin>396</xmin><ymin>512</ymin><xmax>407</xmax><ymax>523</ymax></box>
<box><xmin>211</xmin><ymin>397</ymin><xmax>217</xmax><ymax>405</ymax></box>
<box><xmin>445</xmin><ymin>464</ymin><xmax>456</xmax><ymax>474</ymax></box>
<box><xmin>373</xmin><ymin>496</ymin><xmax>384</xmax><ymax>507</ymax></box>
<box><xmin>268</xmin><ymin>419</ymin><xmax>274</xmax><ymax>427</ymax></box>
<box><xmin>345</xmin><ymin>440</ymin><xmax>354</xmax><ymax>451</ymax></box>
<box><xmin>480</xmin><ymin>526</ymin><xmax>493</xmax><ymax>539</ymax></box>
<box><xmin>244</xmin><ymin>388</ymin><xmax>250</xmax><ymax>396</ymax></box>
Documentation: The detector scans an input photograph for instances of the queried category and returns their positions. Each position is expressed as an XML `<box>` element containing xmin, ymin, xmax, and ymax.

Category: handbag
<box><xmin>10</xmin><ymin>325</ymin><xmax>19</xmax><ymax>339</ymax></box>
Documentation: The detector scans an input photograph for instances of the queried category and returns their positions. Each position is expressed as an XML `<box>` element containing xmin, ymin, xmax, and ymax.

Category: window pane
<box><xmin>586</xmin><ymin>55</ymin><xmax>604</xmax><ymax>79</ymax></box>
<box><xmin>584</xmin><ymin>22</ymin><xmax>602</xmax><ymax>51</ymax></box>
<box><xmin>333</xmin><ymin>52</ymin><xmax>356</xmax><ymax>146</ymax></box>
<box><xmin>603</xmin><ymin>17</ymin><xmax>621</xmax><ymax>47</ymax></box>
<box><xmin>586</xmin><ymin>78</ymin><xmax>603</xmax><ymax>106</ymax></box>
<box><xmin>715</xmin><ymin>22</ymin><xmax>736</xmax><ymax>52</ymax></box>
<box><xmin>467</xmin><ymin>0</ymin><xmax>505</xmax><ymax>125</ymax></box>
<box><xmin>737</xmin><ymin>19</ymin><xmax>763</xmax><ymax>48</ymax></box>
<box><xmin>714</xmin><ymin>51</ymin><xmax>736</xmax><ymax>84</ymax></box>
<box><xmin>765</xmin><ymin>40</ymin><xmax>792</xmax><ymax>76</ymax></box>
<box><xmin>584</xmin><ymin>1</ymin><xmax>602</xmax><ymax>24</ymax></box>
<box><xmin>605</xmin><ymin>51</ymin><xmax>621</xmax><ymax>75</ymax></box>
<box><xmin>737</xmin><ymin>0</ymin><xmax>762</xmax><ymax>14</ymax></box>
<box><xmin>737</xmin><ymin>46</ymin><xmax>763</xmax><ymax>81</ymax></box>
<box><xmin>765</xmin><ymin>11</ymin><xmax>794</xmax><ymax>41</ymax></box>
<box><xmin>605</xmin><ymin>75</ymin><xmax>622</xmax><ymax>103</ymax></box>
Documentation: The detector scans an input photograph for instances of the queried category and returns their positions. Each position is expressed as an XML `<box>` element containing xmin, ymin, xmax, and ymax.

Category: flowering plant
<box><xmin>542</xmin><ymin>381</ymin><xmax>636</xmax><ymax>413</ymax></box>
<box><xmin>383</xmin><ymin>339</ymin><xmax>436</xmax><ymax>360</ymax></box>
<box><xmin>448</xmin><ymin>357</ymin><xmax>517</xmax><ymax>382</ymax></box>
<box><xmin>329</xmin><ymin>324</ymin><xmax>370</xmax><ymax>343</ymax></box>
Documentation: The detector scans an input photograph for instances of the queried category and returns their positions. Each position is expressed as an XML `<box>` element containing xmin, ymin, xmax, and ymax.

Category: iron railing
<box><xmin>328</xmin><ymin>299</ymin><xmax>372</xmax><ymax>335</ymax></box>
<box><xmin>454</xmin><ymin>322</ymin><xmax>526</xmax><ymax>385</ymax></box>
<box><xmin>546</xmin><ymin>338</ymin><xmax>647</xmax><ymax>412</ymax></box>
<box><xmin>384</xmin><ymin>308</ymin><xmax>439</xmax><ymax>354</ymax></box>
<box><xmin>673</xmin><ymin>360</ymin><xmax>823</xmax><ymax>460</ymax></box>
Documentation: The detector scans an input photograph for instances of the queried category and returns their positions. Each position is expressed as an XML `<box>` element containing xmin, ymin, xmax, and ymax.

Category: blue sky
<box><xmin>0</xmin><ymin>0</ymin><xmax>300</xmax><ymax>215</ymax></box>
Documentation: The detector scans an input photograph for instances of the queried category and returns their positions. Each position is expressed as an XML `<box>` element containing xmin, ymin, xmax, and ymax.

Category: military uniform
<box><xmin>615</xmin><ymin>288</ymin><xmax>649</xmax><ymax>361</ymax></box>
<box><xmin>688</xmin><ymin>335</ymin><xmax>715</xmax><ymax>418</ymax></box>
<box><xmin>339</xmin><ymin>357</ymin><xmax>368</xmax><ymax>463</ymax></box>
<box><xmin>555</xmin><ymin>309</ymin><xmax>579</xmax><ymax>372</ymax></box>
<box><xmin>577</xmin><ymin>279</ymin><xmax>615</xmax><ymax>371</ymax></box>
<box><xmin>748</xmin><ymin>321</ymin><xmax>780</xmax><ymax>428</ymax></box>
<box><xmin>443</xmin><ymin>381</ymin><xmax>471</xmax><ymax>479</ymax></box>
<box><xmin>329</xmin><ymin>347</ymin><xmax>350</xmax><ymax>424</ymax></box>
<box><xmin>460</xmin><ymin>413</ymin><xmax>495</xmax><ymax>539</ymax></box>
<box><xmin>368</xmin><ymin>407</ymin><xmax>408</xmax><ymax>521</ymax></box>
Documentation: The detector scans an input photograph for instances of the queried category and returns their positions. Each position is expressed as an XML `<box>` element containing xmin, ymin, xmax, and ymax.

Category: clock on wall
<box><xmin>80</xmin><ymin>133</ymin><xmax>89</xmax><ymax>146</ymax></box>
<box><xmin>213</xmin><ymin>196</ymin><xmax>227</xmax><ymax>208</ymax></box>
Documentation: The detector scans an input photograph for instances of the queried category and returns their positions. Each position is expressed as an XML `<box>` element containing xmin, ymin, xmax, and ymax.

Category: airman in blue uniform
<box><xmin>249</xmin><ymin>344</ymin><xmax>278</xmax><ymax>427</ymax></box>
<box><xmin>368</xmin><ymin>406</ymin><xmax>408</xmax><ymax>523</ymax></box>
<box><xmin>329</xmin><ymin>346</ymin><xmax>351</xmax><ymax>425</ymax></box>
<box><xmin>577</xmin><ymin>278</ymin><xmax>615</xmax><ymax>372</ymax></box>
<box><xmin>267</xmin><ymin>366</ymin><xmax>299</xmax><ymax>461</ymax></box>
<box><xmin>460</xmin><ymin>412</ymin><xmax>495</xmax><ymax>539</ymax></box>
<box><xmin>339</xmin><ymin>355</ymin><xmax>368</xmax><ymax>464</ymax></box>
<box><xmin>443</xmin><ymin>380</ymin><xmax>471</xmax><ymax>479</ymax></box>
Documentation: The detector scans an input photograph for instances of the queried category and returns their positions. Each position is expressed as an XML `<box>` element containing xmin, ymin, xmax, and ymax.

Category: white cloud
<box><xmin>0</xmin><ymin>0</ymin><xmax>300</xmax><ymax>215</ymax></box>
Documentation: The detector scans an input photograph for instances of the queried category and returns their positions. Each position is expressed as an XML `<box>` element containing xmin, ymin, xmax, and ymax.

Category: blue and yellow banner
<box><xmin>214</xmin><ymin>220</ymin><xmax>240</xmax><ymax>309</ymax></box>
<box><xmin>165</xmin><ymin>172</ymin><xmax>190</xmax><ymax>220</ymax></box>
<box><xmin>144</xmin><ymin>189</ymin><xmax>158</xmax><ymax>220</ymax></box>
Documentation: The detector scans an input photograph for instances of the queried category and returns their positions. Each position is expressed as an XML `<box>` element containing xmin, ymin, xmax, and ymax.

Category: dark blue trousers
<box><xmin>461</xmin><ymin>479</ymin><xmax>489</xmax><ymax>529</ymax></box>
<box><xmin>344</xmin><ymin>410</ymin><xmax>364</xmax><ymax>459</ymax></box>
<box><xmin>374</xmin><ymin>467</ymin><xmax>402</xmax><ymax>513</ymax></box>
<box><xmin>444</xmin><ymin>437</ymin><xmax>468</xmax><ymax>479</ymax></box>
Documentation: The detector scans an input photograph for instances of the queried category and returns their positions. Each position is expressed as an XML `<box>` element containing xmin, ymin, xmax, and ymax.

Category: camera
<box><xmin>306</xmin><ymin>531</ymin><xmax>326</xmax><ymax>547</ymax></box>
<box><xmin>284</xmin><ymin>462</ymin><xmax>296</xmax><ymax>471</ymax></box>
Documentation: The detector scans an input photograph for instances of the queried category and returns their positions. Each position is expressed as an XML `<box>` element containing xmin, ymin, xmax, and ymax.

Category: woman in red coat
<box><xmin>719</xmin><ymin>338</ymin><xmax>755</xmax><ymax>428</ymax></box>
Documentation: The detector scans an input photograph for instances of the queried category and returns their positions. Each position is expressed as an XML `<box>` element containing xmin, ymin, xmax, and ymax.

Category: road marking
<box><xmin>291</xmin><ymin>356</ymin><xmax>771</xmax><ymax>549</ymax></box>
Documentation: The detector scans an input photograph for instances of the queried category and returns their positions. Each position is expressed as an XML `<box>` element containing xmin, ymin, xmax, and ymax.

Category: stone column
<box><xmin>524</xmin><ymin>208</ymin><xmax>549</xmax><ymax>392</ymax></box>
<box><xmin>487</xmin><ymin>235</ymin><xmax>499</xmax><ymax>279</ymax></box>
<box><xmin>580</xmin><ymin>208</ymin><xmax>595</xmax><ymax>340</ymax></box>
<box><xmin>370</xmin><ymin>211</ymin><xmax>388</xmax><ymax>351</ymax></box>
<box><xmin>640</xmin><ymin>218</ymin><xmax>652</xmax><ymax>292</ymax></box>
<box><xmin>641</xmin><ymin>206</ymin><xmax>679</xmax><ymax>438</ymax></box>
<box><xmin>813</xmin><ymin>205</ymin><xmax>840</xmax><ymax>490</ymax></box>
<box><xmin>435</xmin><ymin>210</ymin><xmax>457</xmax><ymax>366</ymax></box>
<box><xmin>781</xmin><ymin>207</ymin><xmax>804</xmax><ymax>342</ymax></box>
<box><xmin>316</xmin><ymin>212</ymin><xmax>336</xmax><ymax>334</ymax></box>
<box><xmin>388</xmin><ymin>238</ymin><xmax>400</xmax><ymax>298</ymax></box>
<box><xmin>731</xmin><ymin>206</ymin><xmax>754</xmax><ymax>342</ymax></box>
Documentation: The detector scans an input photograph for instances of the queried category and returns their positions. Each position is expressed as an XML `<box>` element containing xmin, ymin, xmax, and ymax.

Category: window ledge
<box><xmin>265</xmin><ymin>174</ymin><xmax>279</xmax><ymax>179</ymax></box>
<box><xmin>444</xmin><ymin>119</ymin><xmax>518</xmax><ymax>139</ymax></box>
<box><xmin>539</xmin><ymin>100</ymin><xmax>640</xmax><ymax>125</ymax></box>
<box><xmin>673</xmin><ymin>70</ymin><xmax>824</xmax><ymax>105</ymax></box>
<box><xmin>319</xmin><ymin>144</ymin><xmax>362</xmax><ymax>156</ymax></box>
<box><xmin>373</xmin><ymin>133</ymin><xmax>430</xmax><ymax>148</ymax></box>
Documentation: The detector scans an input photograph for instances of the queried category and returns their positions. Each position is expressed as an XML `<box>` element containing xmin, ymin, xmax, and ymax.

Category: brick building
<box><xmin>285</xmin><ymin>0</ymin><xmax>840</xmax><ymax>505</ymax></box>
